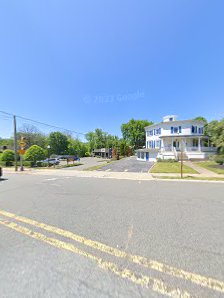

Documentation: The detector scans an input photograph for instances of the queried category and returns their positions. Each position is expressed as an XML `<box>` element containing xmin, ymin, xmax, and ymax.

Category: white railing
<box><xmin>186</xmin><ymin>147</ymin><xmax>216</xmax><ymax>152</ymax></box>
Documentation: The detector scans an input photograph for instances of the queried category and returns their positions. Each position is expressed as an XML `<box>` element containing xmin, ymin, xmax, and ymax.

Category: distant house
<box><xmin>136</xmin><ymin>115</ymin><xmax>216</xmax><ymax>162</ymax></box>
<box><xmin>92</xmin><ymin>148</ymin><xmax>112</xmax><ymax>158</ymax></box>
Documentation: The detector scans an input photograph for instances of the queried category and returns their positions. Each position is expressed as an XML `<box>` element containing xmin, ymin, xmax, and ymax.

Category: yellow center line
<box><xmin>0</xmin><ymin>209</ymin><xmax>223</xmax><ymax>293</ymax></box>
<box><xmin>0</xmin><ymin>219</ymin><xmax>194</xmax><ymax>298</ymax></box>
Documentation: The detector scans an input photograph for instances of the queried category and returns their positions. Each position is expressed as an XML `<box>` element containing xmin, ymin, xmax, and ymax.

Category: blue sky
<box><xmin>0</xmin><ymin>0</ymin><xmax>223</xmax><ymax>139</ymax></box>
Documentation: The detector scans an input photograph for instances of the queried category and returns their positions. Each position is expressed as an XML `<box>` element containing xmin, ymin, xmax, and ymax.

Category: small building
<box><xmin>136</xmin><ymin>115</ymin><xmax>216</xmax><ymax>162</ymax></box>
<box><xmin>92</xmin><ymin>148</ymin><xmax>112</xmax><ymax>158</ymax></box>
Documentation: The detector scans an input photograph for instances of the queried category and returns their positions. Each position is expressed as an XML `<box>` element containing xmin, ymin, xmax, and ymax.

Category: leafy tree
<box><xmin>17</xmin><ymin>124</ymin><xmax>47</xmax><ymax>148</ymax></box>
<box><xmin>194</xmin><ymin>116</ymin><xmax>207</xmax><ymax>123</ymax></box>
<box><xmin>121</xmin><ymin>119</ymin><xmax>153</xmax><ymax>149</ymax></box>
<box><xmin>86</xmin><ymin>129</ymin><xmax>117</xmax><ymax>150</ymax></box>
<box><xmin>205</xmin><ymin>119</ymin><xmax>224</xmax><ymax>153</ymax></box>
<box><xmin>48</xmin><ymin>132</ymin><xmax>69</xmax><ymax>155</ymax></box>
<box><xmin>119</xmin><ymin>139</ymin><xmax>131</xmax><ymax>156</ymax></box>
<box><xmin>24</xmin><ymin>145</ymin><xmax>45</xmax><ymax>163</ymax></box>
<box><xmin>0</xmin><ymin>138</ymin><xmax>14</xmax><ymax>150</ymax></box>
<box><xmin>68</xmin><ymin>138</ymin><xmax>89</xmax><ymax>157</ymax></box>
<box><xmin>1</xmin><ymin>149</ymin><xmax>14</xmax><ymax>162</ymax></box>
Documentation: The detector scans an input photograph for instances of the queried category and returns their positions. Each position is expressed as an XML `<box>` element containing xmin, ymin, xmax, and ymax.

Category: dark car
<box><xmin>0</xmin><ymin>167</ymin><xmax>2</xmax><ymax>177</ymax></box>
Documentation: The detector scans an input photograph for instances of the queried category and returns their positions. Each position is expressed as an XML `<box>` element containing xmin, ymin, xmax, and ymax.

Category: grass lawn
<box><xmin>195</xmin><ymin>161</ymin><xmax>224</xmax><ymax>174</ymax></box>
<box><xmin>150</xmin><ymin>162</ymin><xmax>198</xmax><ymax>174</ymax></box>
<box><xmin>152</xmin><ymin>175</ymin><xmax>224</xmax><ymax>181</ymax></box>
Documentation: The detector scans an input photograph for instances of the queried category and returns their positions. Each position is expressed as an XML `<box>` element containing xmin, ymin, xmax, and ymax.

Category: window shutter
<box><xmin>179</xmin><ymin>126</ymin><xmax>182</xmax><ymax>133</ymax></box>
<box><xmin>171</xmin><ymin>127</ymin><xmax>173</xmax><ymax>134</ymax></box>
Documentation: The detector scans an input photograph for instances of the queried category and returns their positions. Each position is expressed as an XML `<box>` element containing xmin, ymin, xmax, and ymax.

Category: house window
<box><xmin>192</xmin><ymin>126</ymin><xmax>198</xmax><ymax>134</ymax></box>
<box><xmin>155</xmin><ymin>128</ymin><xmax>161</xmax><ymax>135</ymax></box>
<box><xmin>149</xmin><ymin>130</ymin><xmax>153</xmax><ymax>136</ymax></box>
<box><xmin>173</xmin><ymin>127</ymin><xmax>178</xmax><ymax>133</ymax></box>
<box><xmin>147</xmin><ymin>131</ymin><xmax>150</xmax><ymax>137</ymax></box>
<box><xmin>179</xmin><ymin>126</ymin><xmax>182</xmax><ymax>133</ymax></box>
<box><xmin>193</xmin><ymin>139</ymin><xmax>198</xmax><ymax>147</ymax></box>
<box><xmin>156</xmin><ymin>140</ymin><xmax>161</xmax><ymax>148</ymax></box>
<box><xmin>198</xmin><ymin>127</ymin><xmax>204</xmax><ymax>134</ymax></box>
<box><xmin>137</xmin><ymin>152</ymin><xmax>140</xmax><ymax>158</ymax></box>
<box><xmin>169</xmin><ymin>117</ymin><xmax>173</xmax><ymax>121</ymax></box>
<box><xmin>141</xmin><ymin>152</ymin><xmax>144</xmax><ymax>159</ymax></box>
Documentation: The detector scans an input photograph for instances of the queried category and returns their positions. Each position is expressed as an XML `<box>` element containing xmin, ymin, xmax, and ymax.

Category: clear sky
<box><xmin>0</xmin><ymin>0</ymin><xmax>223</xmax><ymax>139</ymax></box>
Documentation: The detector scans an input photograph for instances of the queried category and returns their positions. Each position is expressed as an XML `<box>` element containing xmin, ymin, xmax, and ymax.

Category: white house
<box><xmin>137</xmin><ymin>115</ymin><xmax>216</xmax><ymax>162</ymax></box>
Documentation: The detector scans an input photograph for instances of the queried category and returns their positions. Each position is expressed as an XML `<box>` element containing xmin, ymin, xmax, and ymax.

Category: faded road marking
<box><xmin>0</xmin><ymin>209</ymin><xmax>223</xmax><ymax>294</ymax></box>
<box><xmin>0</xmin><ymin>219</ymin><xmax>194</xmax><ymax>298</ymax></box>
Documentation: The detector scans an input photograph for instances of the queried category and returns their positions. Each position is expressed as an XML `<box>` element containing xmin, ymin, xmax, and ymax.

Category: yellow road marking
<box><xmin>0</xmin><ymin>219</ymin><xmax>194</xmax><ymax>298</ymax></box>
<box><xmin>0</xmin><ymin>209</ymin><xmax>223</xmax><ymax>293</ymax></box>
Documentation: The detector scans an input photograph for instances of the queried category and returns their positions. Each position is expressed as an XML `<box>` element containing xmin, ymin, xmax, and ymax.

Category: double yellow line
<box><xmin>0</xmin><ymin>209</ymin><xmax>223</xmax><ymax>297</ymax></box>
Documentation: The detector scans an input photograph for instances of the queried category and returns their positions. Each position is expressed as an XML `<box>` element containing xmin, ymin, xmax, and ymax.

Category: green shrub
<box><xmin>36</xmin><ymin>161</ymin><xmax>48</xmax><ymax>167</ymax></box>
<box><xmin>85</xmin><ymin>152</ymin><xmax>91</xmax><ymax>157</ymax></box>
<box><xmin>157</xmin><ymin>158</ymin><xmax>177</xmax><ymax>163</ymax></box>
<box><xmin>0</xmin><ymin>150</ymin><xmax>15</xmax><ymax>162</ymax></box>
<box><xmin>0</xmin><ymin>160</ymin><xmax>13</xmax><ymax>166</ymax></box>
<box><xmin>214</xmin><ymin>155</ymin><xmax>224</xmax><ymax>165</ymax></box>
<box><xmin>24</xmin><ymin>145</ymin><xmax>45</xmax><ymax>164</ymax></box>
<box><xmin>23</xmin><ymin>161</ymin><xmax>35</xmax><ymax>167</ymax></box>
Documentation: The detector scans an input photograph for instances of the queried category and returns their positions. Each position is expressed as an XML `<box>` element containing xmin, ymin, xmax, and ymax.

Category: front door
<box><xmin>146</xmin><ymin>152</ymin><xmax>149</xmax><ymax>161</ymax></box>
<box><xmin>173</xmin><ymin>141</ymin><xmax>179</xmax><ymax>148</ymax></box>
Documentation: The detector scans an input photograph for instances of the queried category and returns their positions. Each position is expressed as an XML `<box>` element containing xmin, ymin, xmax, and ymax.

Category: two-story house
<box><xmin>137</xmin><ymin>115</ymin><xmax>216</xmax><ymax>162</ymax></box>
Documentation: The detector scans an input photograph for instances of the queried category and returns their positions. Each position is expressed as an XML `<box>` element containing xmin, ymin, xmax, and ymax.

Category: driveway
<box><xmin>62</xmin><ymin>157</ymin><xmax>109</xmax><ymax>171</ymax></box>
<box><xmin>98</xmin><ymin>156</ymin><xmax>154</xmax><ymax>173</ymax></box>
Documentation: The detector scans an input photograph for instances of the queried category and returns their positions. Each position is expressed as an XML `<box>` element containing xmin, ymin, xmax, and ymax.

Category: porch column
<box><xmin>198</xmin><ymin>137</ymin><xmax>201</xmax><ymax>151</ymax></box>
<box><xmin>171</xmin><ymin>137</ymin><xmax>173</xmax><ymax>151</ymax></box>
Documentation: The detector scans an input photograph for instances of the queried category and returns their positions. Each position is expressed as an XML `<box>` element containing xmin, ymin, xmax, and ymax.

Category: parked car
<box><xmin>74</xmin><ymin>156</ymin><xmax>80</xmax><ymax>161</ymax></box>
<box><xmin>0</xmin><ymin>166</ymin><xmax>2</xmax><ymax>177</ymax></box>
<box><xmin>41</xmin><ymin>158</ymin><xmax>60</xmax><ymax>165</ymax></box>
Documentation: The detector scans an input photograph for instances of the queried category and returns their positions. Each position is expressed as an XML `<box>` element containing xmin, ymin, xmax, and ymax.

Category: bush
<box><xmin>0</xmin><ymin>150</ymin><xmax>15</xmax><ymax>162</ymax></box>
<box><xmin>85</xmin><ymin>152</ymin><xmax>91</xmax><ymax>157</ymax></box>
<box><xmin>23</xmin><ymin>161</ymin><xmax>35</xmax><ymax>167</ymax></box>
<box><xmin>36</xmin><ymin>161</ymin><xmax>48</xmax><ymax>167</ymax></box>
<box><xmin>214</xmin><ymin>155</ymin><xmax>224</xmax><ymax>165</ymax></box>
<box><xmin>0</xmin><ymin>161</ymin><xmax>13</xmax><ymax>167</ymax></box>
<box><xmin>24</xmin><ymin>145</ymin><xmax>45</xmax><ymax>164</ymax></box>
<box><xmin>157</xmin><ymin>158</ymin><xmax>177</xmax><ymax>163</ymax></box>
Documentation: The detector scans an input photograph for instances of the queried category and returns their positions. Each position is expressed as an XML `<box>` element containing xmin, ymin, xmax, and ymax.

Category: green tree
<box><xmin>86</xmin><ymin>129</ymin><xmax>113</xmax><ymax>150</ymax></box>
<box><xmin>1</xmin><ymin>149</ymin><xmax>15</xmax><ymax>162</ymax></box>
<box><xmin>193</xmin><ymin>116</ymin><xmax>207</xmax><ymax>123</ymax></box>
<box><xmin>48</xmin><ymin>132</ymin><xmax>69</xmax><ymax>155</ymax></box>
<box><xmin>121</xmin><ymin>119</ymin><xmax>153</xmax><ymax>149</ymax></box>
<box><xmin>0</xmin><ymin>138</ymin><xmax>14</xmax><ymax>150</ymax></box>
<box><xmin>206</xmin><ymin>119</ymin><xmax>224</xmax><ymax>153</ymax></box>
<box><xmin>24</xmin><ymin>145</ymin><xmax>45</xmax><ymax>163</ymax></box>
<box><xmin>68</xmin><ymin>138</ymin><xmax>90</xmax><ymax>157</ymax></box>
<box><xmin>17</xmin><ymin>124</ymin><xmax>47</xmax><ymax>148</ymax></box>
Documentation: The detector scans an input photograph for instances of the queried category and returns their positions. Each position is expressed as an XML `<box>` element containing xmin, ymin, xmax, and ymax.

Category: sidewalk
<box><xmin>2</xmin><ymin>168</ymin><xmax>154</xmax><ymax>181</ymax></box>
<box><xmin>184</xmin><ymin>161</ymin><xmax>218</xmax><ymax>177</ymax></box>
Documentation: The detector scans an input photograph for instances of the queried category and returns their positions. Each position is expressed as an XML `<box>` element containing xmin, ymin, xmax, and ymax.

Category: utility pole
<box><xmin>13</xmin><ymin>115</ymin><xmax>18</xmax><ymax>172</ymax></box>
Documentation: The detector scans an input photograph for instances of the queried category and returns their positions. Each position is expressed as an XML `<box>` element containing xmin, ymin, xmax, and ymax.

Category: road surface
<box><xmin>0</xmin><ymin>173</ymin><xmax>224</xmax><ymax>297</ymax></box>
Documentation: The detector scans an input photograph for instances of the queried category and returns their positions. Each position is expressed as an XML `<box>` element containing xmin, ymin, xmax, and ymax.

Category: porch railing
<box><xmin>186</xmin><ymin>147</ymin><xmax>216</xmax><ymax>152</ymax></box>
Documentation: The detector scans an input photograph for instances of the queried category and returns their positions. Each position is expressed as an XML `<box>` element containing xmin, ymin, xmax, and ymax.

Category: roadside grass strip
<box><xmin>0</xmin><ymin>209</ymin><xmax>224</xmax><ymax>296</ymax></box>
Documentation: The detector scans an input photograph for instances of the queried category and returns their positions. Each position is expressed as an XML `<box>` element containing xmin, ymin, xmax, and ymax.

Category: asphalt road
<box><xmin>98</xmin><ymin>156</ymin><xmax>154</xmax><ymax>173</ymax></box>
<box><xmin>0</xmin><ymin>173</ymin><xmax>224</xmax><ymax>297</ymax></box>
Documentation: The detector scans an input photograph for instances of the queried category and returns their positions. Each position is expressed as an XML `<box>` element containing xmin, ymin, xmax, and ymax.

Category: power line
<box><xmin>0</xmin><ymin>110</ymin><xmax>87</xmax><ymax>136</ymax></box>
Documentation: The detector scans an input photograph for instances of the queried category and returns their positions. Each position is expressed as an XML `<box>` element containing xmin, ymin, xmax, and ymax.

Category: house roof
<box><xmin>144</xmin><ymin>119</ymin><xmax>206</xmax><ymax>130</ymax></box>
